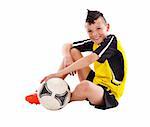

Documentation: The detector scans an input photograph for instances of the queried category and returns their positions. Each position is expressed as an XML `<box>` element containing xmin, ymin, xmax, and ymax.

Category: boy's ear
<box><xmin>106</xmin><ymin>23</ymin><xmax>110</xmax><ymax>32</ymax></box>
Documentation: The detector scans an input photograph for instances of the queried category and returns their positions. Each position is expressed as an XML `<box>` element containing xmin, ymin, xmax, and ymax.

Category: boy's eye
<box><xmin>88</xmin><ymin>30</ymin><xmax>92</xmax><ymax>33</ymax></box>
<box><xmin>97</xmin><ymin>28</ymin><xmax>101</xmax><ymax>30</ymax></box>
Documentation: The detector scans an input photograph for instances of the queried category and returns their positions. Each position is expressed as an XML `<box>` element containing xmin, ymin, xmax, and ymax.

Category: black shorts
<box><xmin>86</xmin><ymin>70</ymin><xmax>119</xmax><ymax>110</ymax></box>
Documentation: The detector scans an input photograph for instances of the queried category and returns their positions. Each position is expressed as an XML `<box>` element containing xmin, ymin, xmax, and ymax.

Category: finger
<box><xmin>40</xmin><ymin>77</ymin><xmax>46</xmax><ymax>84</ymax></box>
<box><xmin>71</xmin><ymin>72</ymin><xmax>74</xmax><ymax>76</ymax></box>
<box><xmin>72</xmin><ymin>72</ymin><xmax>74</xmax><ymax>76</ymax></box>
<box><xmin>69</xmin><ymin>72</ymin><xmax>72</xmax><ymax>76</ymax></box>
<box><xmin>70</xmin><ymin>71</ymin><xmax>73</xmax><ymax>75</ymax></box>
<box><xmin>72</xmin><ymin>71</ymin><xmax>76</xmax><ymax>75</ymax></box>
<box><xmin>45</xmin><ymin>78</ymin><xmax>49</xmax><ymax>83</ymax></box>
<box><xmin>40</xmin><ymin>79</ymin><xmax>44</xmax><ymax>84</ymax></box>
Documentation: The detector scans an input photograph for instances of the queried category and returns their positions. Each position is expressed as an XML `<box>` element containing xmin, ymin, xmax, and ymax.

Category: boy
<box><xmin>26</xmin><ymin>10</ymin><xmax>127</xmax><ymax>110</ymax></box>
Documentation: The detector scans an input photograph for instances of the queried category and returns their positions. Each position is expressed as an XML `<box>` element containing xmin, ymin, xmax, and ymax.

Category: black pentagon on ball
<box><xmin>55</xmin><ymin>91</ymin><xmax>68</xmax><ymax>106</ymax></box>
<box><xmin>39</xmin><ymin>83</ymin><xmax>52</xmax><ymax>98</ymax></box>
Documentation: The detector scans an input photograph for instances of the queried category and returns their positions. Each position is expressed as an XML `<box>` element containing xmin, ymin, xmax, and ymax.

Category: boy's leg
<box><xmin>71</xmin><ymin>80</ymin><xmax>104</xmax><ymax>105</ymax></box>
<box><xmin>70</xmin><ymin>48</ymin><xmax>91</xmax><ymax>81</ymax></box>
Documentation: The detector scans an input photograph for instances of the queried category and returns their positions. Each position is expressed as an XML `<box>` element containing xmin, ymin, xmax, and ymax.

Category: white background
<box><xmin>0</xmin><ymin>0</ymin><xmax>150</xmax><ymax>127</ymax></box>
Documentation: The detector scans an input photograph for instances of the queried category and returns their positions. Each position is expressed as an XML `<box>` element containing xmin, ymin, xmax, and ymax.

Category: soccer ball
<box><xmin>37</xmin><ymin>78</ymin><xmax>71</xmax><ymax>110</ymax></box>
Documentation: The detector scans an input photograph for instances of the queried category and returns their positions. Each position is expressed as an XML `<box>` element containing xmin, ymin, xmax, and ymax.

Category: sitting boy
<box><xmin>26</xmin><ymin>10</ymin><xmax>127</xmax><ymax>110</ymax></box>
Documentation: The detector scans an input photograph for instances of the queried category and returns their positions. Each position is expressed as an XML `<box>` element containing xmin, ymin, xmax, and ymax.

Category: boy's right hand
<box><xmin>63</xmin><ymin>55</ymin><xmax>76</xmax><ymax>76</ymax></box>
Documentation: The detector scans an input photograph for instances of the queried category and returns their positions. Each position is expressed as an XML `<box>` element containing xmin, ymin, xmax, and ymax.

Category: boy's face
<box><xmin>85</xmin><ymin>17</ymin><xmax>109</xmax><ymax>45</ymax></box>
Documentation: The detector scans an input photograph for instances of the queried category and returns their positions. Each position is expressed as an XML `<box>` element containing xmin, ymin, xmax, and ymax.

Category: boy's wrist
<box><xmin>64</xmin><ymin>54</ymin><xmax>72</xmax><ymax>58</ymax></box>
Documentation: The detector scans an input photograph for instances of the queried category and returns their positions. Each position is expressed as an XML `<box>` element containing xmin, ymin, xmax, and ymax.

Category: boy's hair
<box><xmin>86</xmin><ymin>9</ymin><xmax>107</xmax><ymax>24</ymax></box>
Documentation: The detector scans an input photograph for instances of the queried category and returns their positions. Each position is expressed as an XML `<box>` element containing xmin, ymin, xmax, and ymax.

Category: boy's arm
<box><xmin>58</xmin><ymin>52</ymin><xmax>98</xmax><ymax>76</ymax></box>
<box><xmin>41</xmin><ymin>52</ymin><xmax>99</xmax><ymax>83</ymax></box>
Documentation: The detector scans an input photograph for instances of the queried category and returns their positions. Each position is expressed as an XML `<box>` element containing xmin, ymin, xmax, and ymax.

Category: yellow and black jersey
<box><xmin>72</xmin><ymin>34</ymin><xmax>127</xmax><ymax>100</ymax></box>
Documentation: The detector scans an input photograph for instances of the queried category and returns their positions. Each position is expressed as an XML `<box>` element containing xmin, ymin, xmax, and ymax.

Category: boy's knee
<box><xmin>79</xmin><ymin>80</ymin><xmax>91</xmax><ymax>92</ymax></box>
<box><xmin>70</xmin><ymin>48</ymin><xmax>83</xmax><ymax>61</ymax></box>
<box><xmin>72</xmin><ymin>80</ymin><xmax>91</xmax><ymax>100</ymax></box>
<box><xmin>70</xmin><ymin>48</ymin><xmax>81</xmax><ymax>57</ymax></box>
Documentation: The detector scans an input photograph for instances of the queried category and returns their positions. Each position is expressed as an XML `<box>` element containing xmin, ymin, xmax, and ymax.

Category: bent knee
<box><xmin>71</xmin><ymin>48</ymin><xmax>82</xmax><ymax>58</ymax></box>
<box><xmin>78</xmin><ymin>80</ymin><xmax>91</xmax><ymax>92</ymax></box>
<box><xmin>71</xmin><ymin>48</ymin><xmax>80</xmax><ymax>54</ymax></box>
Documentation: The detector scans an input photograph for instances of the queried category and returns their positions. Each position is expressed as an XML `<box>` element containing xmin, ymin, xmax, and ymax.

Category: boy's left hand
<box><xmin>40</xmin><ymin>73</ymin><xmax>63</xmax><ymax>84</ymax></box>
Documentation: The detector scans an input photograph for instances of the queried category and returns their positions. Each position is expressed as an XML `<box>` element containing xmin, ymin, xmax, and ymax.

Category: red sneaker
<box><xmin>25</xmin><ymin>93</ymin><xmax>40</xmax><ymax>104</ymax></box>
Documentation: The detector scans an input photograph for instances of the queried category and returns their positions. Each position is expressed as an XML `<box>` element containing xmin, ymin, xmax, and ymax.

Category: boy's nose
<box><xmin>92</xmin><ymin>31</ymin><xmax>99</xmax><ymax>38</ymax></box>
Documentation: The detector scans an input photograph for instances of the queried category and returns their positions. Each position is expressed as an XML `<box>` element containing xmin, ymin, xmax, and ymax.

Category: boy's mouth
<box><xmin>93</xmin><ymin>37</ymin><xmax>102</xmax><ymax>42</ymax></box>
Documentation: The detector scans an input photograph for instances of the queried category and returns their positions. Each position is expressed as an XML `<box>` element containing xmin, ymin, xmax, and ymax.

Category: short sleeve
<box><xmin>72</xmin><ymin>39</ymin><xmax>94</xmax><ymax>52</ymax></box>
